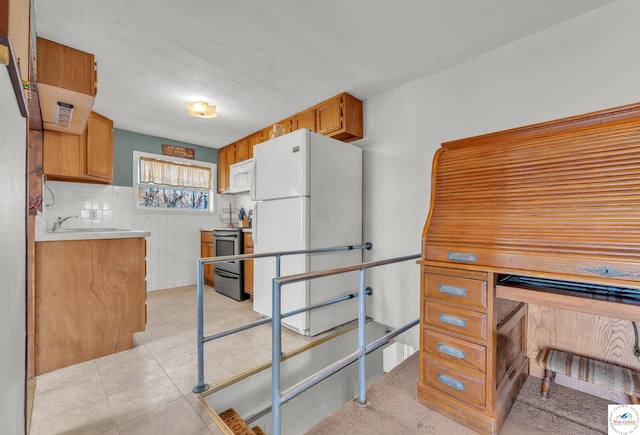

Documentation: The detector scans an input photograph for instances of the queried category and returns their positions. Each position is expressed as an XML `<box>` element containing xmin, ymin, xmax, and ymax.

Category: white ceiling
<box><xmin>33</xmin><ymin>0</ymin><xmax>616</xmax><ymax>149</ymax></box>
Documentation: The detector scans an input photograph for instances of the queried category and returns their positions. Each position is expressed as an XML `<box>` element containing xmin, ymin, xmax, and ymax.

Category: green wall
<box><xmin>113</xmin><ymin>129</ymin><xmax>218</xmax><ymax>186</ymax></box>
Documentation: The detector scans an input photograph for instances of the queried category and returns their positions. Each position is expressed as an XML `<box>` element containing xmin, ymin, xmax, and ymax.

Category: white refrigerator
<box><xmin>252</xmin><ymin>129</ymin><xmax>363</xmax><ymax>336</ymax></box>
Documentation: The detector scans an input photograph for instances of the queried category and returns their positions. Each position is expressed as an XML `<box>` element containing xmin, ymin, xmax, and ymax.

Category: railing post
<box><xmin>272</xmin><ymin>277</ymin><xmax>282</xmax><ymax>435</ymax></box>
<box><xmin>357</xmin><ymin>268</ymin><xmax>367</xmax><ymax>406</ymax></box>
<box><xmin>193</xmin><ymin>260</ymin><xmax>209</xmax><ymax>393</ymax></box>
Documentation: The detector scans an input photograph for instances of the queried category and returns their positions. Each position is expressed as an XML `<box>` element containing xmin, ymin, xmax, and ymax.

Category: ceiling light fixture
<box><xmin>185</xmin><ymin>101</ymin><xmax>217</xmax><ymax>118</ymax></box>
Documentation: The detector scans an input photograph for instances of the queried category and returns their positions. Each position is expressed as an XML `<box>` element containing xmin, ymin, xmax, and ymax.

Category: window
<box><xmin>133</xmin><ymin>151</ymin><xmax>216</xmax><ymax>213</ymax></box>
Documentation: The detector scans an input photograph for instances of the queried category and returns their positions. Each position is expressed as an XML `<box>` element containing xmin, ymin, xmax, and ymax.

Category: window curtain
<box><xmin>139</xmin><ymin>157</ymin><xmax>211</xmax><ymax>188</ymax></box>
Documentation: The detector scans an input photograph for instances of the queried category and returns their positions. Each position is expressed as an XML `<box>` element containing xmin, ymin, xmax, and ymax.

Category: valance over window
<box><xmin>138</xmin><ymin>157</ymin><xmax>211</xmax><ymax>188</ymax></box>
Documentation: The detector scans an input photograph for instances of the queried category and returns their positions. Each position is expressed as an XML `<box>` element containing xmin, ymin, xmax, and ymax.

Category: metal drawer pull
<box><xmin>447</xmin><ymin>252</ymin><xmax>477</xmax><ymax>263</ymax></box>
<box><xmin>438</xmin><ymin>373</ymin><xmax>465</xmax><ymax>391</ymax></box>
<box><xmin>439</xmin><ymin>284</ymin><xmax>467</xmax><ymax>297</ymax></box>
<box><xmin>438</xmin><ymin>343</ymin><xmax>466</xmax><ymax>359</ymax></box>
<box><xmin>439</xmin><ymin>313</ymin><xmax>467</xmax><ymax>328</ymax></box>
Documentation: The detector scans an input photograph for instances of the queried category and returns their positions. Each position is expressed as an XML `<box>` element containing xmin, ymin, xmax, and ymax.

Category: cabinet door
<box><xmin>86</xmin><ymin>112</ymin><xmax>113</xmax><ymax>181</ymax></box>
<box><xmin>315</xmin><ymin>93</ymin><xmax>363</xmax><ymax>142</ymax></box>
<box><xmin>235</xmin><ymin>138</ymin><xmax>250</xmax><ymax>162</ymax></box>
<box><xmin>248</xmin><ymin>131</ymin><xmax>264</xmax><ymax>159</ymax></box>
<box><xmin>43</xmin><ymin>130</ymin><xmax>85</xmax><ymax>178</ymax></box>
<box><xmin>43</xmin><ymin>111</ymin><xmax>113</xmax><ymax>183</ymax></box>
<box><xmin>217</xmin><ymin>145</ymin><xmax>231</xmax><ymax>193</ymax></box>
<box><xmin>293</xmin><ymin>110</ymin><xmax>316</xmax><ymax>132</ymax></box>
<box><xmin>316</xmin><ymin>96</ymin><xmax>342</xmax><ymax>135</ymax></box>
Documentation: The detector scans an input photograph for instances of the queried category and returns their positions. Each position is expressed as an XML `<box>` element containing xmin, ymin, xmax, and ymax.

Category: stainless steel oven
<box><xmin>213</xmin><ymin>228</ymin><xmax>247</xmax><ymax>300</ymax></box>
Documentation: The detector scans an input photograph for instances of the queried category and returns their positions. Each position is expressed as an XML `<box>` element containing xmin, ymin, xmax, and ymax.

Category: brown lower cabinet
<box><xmin>244</xmin><ymin>231</ymin><xmax>254</xmax><ymax>298</ymax></box>
<box><xmin>200</xmin><ymin>230</ymin><xmax>215</xmax><ymax>286</ymax></box>
<box><xmin>34</xmin><ymin>237</ymin><xmax>147</xmax><ymax>375</ymax></box>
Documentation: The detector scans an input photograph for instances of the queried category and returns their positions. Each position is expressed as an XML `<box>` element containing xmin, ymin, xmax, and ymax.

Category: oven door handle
<box><xmin>214</xmin><ymin>234</ymin><xmax>239</xmax><ymax>239</ymax></box>
<box><xmin>214</xmin><ymin>269</ymin><xmax>239</xmax><ymax>279</ymax></box>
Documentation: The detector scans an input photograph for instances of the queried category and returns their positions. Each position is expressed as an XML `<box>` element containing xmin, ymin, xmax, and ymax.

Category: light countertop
<box><xmin>36</xmin><ymin>229</ymin><xmax>151</xmax><ymax>242</ymax></box>
<box><xmin>35</xmin><ymin>217</ymin><xmax>150</xmax><ymax>241</ymax></box>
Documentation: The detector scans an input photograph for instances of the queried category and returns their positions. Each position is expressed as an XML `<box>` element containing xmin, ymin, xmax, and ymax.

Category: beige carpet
<box><xmin>306</xmin><ymin>352</ymin><xmax>609</xmax><ymax>434</ymax></box>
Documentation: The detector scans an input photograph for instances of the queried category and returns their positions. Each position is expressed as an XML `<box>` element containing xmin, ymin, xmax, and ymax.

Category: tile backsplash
<box><xmin>42</xmin><ymin>181</ymin><xmax>254</xmax><ymax>291</ymax></box>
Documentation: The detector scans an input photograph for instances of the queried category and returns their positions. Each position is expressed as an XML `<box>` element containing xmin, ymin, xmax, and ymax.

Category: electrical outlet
<box><xmin>90</xmin><ymin>210</ymin><xmax>98</xmax><ymax>220</ymax></box>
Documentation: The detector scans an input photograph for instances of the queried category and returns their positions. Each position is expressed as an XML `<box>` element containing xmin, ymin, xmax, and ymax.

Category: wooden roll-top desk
<box><xmin>418</xmin><ymin>103</ymin><xmax>640</xmax><ymax>434</ymax></box>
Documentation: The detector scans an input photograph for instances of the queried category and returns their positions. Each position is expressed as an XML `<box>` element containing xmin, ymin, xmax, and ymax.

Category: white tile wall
<box><xmin>43</xmin><ymin>181</ymin><xmax>255</xmax><ymax>291</ymax></box>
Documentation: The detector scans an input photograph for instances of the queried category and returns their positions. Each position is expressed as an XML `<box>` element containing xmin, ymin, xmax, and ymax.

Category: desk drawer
<box><xmin>424</xmin><ymin>329</ymin><xmax>486</xmax><ymax>377</ymax></box>
<box><xmin>425</xmin><ymin>273</ymin><xmax>486</xmax><ymax>309</ymax></box>
<box><xmin>423</xmin><ymin>361</ymin><xmax>486</xmax><ymax>408</ymax></box>
<box><xmin>425</xmin><ymin>301</ymin><xmax>487</xmax><ymax>342</ymax></box>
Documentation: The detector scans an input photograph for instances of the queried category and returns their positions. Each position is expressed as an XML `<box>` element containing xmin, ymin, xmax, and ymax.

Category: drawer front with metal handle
<box><xmin>425</xmin><ymin>273</ymin><xmax>487</xmax><ymax>309</ymax></box>
<box><xmin>423</xmin><ymin>361</ymin><xmax>486</xmax><ymax>407</ymax></box>
<box><xmin>425</xmin><ymin>301</ymin><xmax>487</xmax><ymax>342</ymax></box>
<box><xmin>423</xmin><ymin>330</ymin><xmax>486</xmax><ymax>377</ymax></box>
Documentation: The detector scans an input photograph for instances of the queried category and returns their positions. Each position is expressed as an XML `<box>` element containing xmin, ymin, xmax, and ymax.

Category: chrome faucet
<box><xmin>52</xmin><ymin>215</ymin><xmax>77</xmax><ymax>231</ymax></box>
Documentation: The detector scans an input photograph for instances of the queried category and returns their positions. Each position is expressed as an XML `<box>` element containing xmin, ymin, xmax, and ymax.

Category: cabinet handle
<box><xmin>439</xmin><ymin>313</ymin><xmax>467</xmax><ymax>328</ymax></box>
<box><xmin>439</xmin><ymin>284</ymin><xmax>466</xmax><ymax>297</ymax></box>
<box><xmin>447</xmin><ymin>252</ymin><xmax>477</xmax><ymax>263</ymax></box>
<box><xmin>437</xmin><ymin>343</ymin><xmax>466</xmax><ymax>359</ymax></box>
<box><xmin>438</xmin><ymin>373</ymin><xmax>465</xmax><ymax>391</ymax></box>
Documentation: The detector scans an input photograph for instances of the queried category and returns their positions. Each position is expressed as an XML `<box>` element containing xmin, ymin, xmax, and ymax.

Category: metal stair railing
<box><xmin>270</xmin><ymin>253</ymin><xmax>420</xmax><ymax>435</ymax></box>
<box><xmin>193</xmin><ymin>242</ymin><xmax>372</xmax><ymax>394</ymax></box>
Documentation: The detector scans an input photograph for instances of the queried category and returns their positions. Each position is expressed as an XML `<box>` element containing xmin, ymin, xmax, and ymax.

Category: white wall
<box><xmin>0</xmin><ymin>68</ymin><xmax>27</xmax><ymax>433</ymax></box>
<box><xmin>361</xmin><ymin>0</ymin><xmax>640</xmax><ymax>348</ymax></box>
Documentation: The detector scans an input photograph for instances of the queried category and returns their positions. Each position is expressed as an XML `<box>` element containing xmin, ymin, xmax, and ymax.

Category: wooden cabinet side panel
<box><xmin>0</xmin><ymin>0</ymin><xmax>7</xmax><ymax>36</ymax></box>
<box><xmin>85</xmin><ymin>112</ymin><xmax>113</xmax><ymax>181</ymax></box>
<box><xmin>34</xmin><ymin>238</ymin><xmax>146</xmax><ymax>375</ymax></box>
<box><xmin>36</xmin><ymin>37</ymin><xmax>96</xmax><ymax>96</ymax></box>
<box><xmin>200</xmin><ymin>231</ymin><xmax>215</xmax><ymax>286</ymax></box>
<box><xmin>341</xmin><ymin>93</ymin><xmax>363</xmax><ymax>140</ymax></box>
<box><xmin>244</xmin><ymin>232</ymin><xmax>254</xmax><ymax>296</ymax></box>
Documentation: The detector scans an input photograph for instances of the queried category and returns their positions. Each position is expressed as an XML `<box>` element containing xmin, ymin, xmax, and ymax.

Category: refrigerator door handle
<box><xmin>252</xmin><ymin>202</ymin><xmax>258</xmax><ymax>245</ymax></box>
<box><xmin>250</xmin><ymin>159</ymin><xmax>257</xmax><ymax>201</ymax></box>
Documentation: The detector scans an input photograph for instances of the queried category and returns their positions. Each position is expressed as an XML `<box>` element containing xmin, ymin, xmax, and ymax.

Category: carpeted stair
<box><xmin>219</xmin><ymin>408</ymin><xmax>266</xmax><ymax>435</ymax></box>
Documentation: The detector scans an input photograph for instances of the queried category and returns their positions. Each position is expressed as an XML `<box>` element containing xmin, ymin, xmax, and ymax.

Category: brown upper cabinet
<box><xmin>293</xmin><ymin>110</ymin><xmax>316</xmax><ymax>132</ymax></box>
<box><xmin>217</xmin><ymin>92</ymin><xmax>363</xmax><ymax>193</ymax></box>
<box><xmin>36</xmin><ymin>37</ymin><xmax>97</xmax><ymax>135</ymax></box>
<box><xmin>217</xmin><ymin>144</ymin><xmax>236</xmax><ymax>193</ymax></box>
<box><xmin>248</xmin><ymin>131</ymin><xmax>264</xmax><ymax>159</ymax></box>
<box><xmin>235</xmin><ymin>137</ymin><xmax>250</xmax><ymax>162</ymax></box>
<box><xmin>315</xmin><ymin>93</ymin><xmax>363</xmax><ymax>142</ymax></box>
<box><xmin>43</xmin><ymin>111</ymin><xmax>113</xmax><ymax>184</ymax></box>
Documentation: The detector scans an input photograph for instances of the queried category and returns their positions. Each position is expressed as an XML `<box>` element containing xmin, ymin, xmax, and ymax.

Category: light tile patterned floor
<box><xmin>30</xmin><ymin>285</ymin><xmax>317</xmax><ymax>435</ymax></box>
